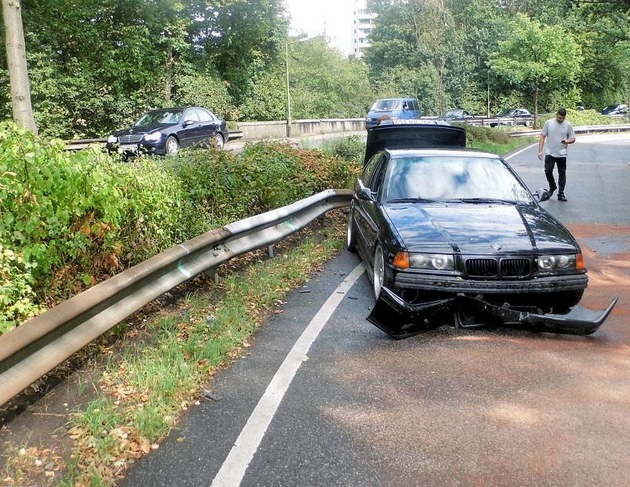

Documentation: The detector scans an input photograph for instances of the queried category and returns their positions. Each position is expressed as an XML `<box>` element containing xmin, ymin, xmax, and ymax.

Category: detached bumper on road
<box><xmin>368</xmin><ymin>287</ymin><xmax>619</xmax><ymax>340</ymax></box>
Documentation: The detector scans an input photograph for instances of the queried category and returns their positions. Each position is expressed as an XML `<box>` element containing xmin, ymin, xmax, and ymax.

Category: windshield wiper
<box><xmin>445</xmin><ymin>198</ymin><xmax>515</xmax><ymax>205</ymax></box>
<box><xmin>388</xmin><ymin>197</ymin><xmax>435</xmax><ymax>203</ymax></box>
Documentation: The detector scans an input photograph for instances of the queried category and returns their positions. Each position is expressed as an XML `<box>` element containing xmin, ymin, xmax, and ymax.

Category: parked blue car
<box><xmin>106</xmin><ymin>106</ymin><xmax>228</xmax><ymax>157</ymax></box>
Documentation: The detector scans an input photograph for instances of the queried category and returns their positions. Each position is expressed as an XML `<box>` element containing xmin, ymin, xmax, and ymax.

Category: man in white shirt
<box><xmin>537</xmin><ymin>108</ymin><xmax>576</xmax><ymax>202</ymax></box>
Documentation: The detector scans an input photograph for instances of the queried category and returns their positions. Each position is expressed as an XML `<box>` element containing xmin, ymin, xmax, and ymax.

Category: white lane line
<box><xmin>211</xmin><ymin>263</ymin><xmax>365</xmax><ymax>487</ymax></box>
<box><xmin>505</xmin><ymin>142</ymin><xmax>537</xmax><ymax>160</ymax></box>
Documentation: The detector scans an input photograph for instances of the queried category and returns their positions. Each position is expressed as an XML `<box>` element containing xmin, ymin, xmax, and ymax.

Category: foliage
<box><xmin>536</xmin><ymin>108</ymin><xmax>621</xmax><ymax>126</ymax></box>
<box><xmin>0</xmin><ymin>244</ymin><xmax>41</xmax><ymax>332</ymax></box>
<box><xmin>0</xmin><ymin>122</ymin><xmax>357</xmax><ymax>330</ymax></box>
<box><xmin>287</xmin><ymin>38</ymin><xmax>375</xmax><ymax>119</ymax></box>
<box><xmin>489</xmin><ymin>14</ymin><xmax>583</xmax><ymax>115</ymax></box>
<box><xmin>364</xmin><ymin>0</ymin><xmax>630</xmax><ymax>115</ymax></box>
<box><xmin>320</xmin><ymin>135</ymin><xmax>366</xmax><ymax>165</ymax></box>
<box><xmin>1</xmin><ymin>0</ymin><xmax>630</xmax><ymax>138</ymax></box>
<box><xmin>365</xmin><ymin>0</ymin><xmax>473</xmax><ymax>114</ymax></box>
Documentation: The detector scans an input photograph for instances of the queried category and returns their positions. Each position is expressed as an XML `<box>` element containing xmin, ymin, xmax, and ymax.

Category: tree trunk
<box><xmin>165</xmin><ymin>44</ymin><xmax>173</xmax><ymax>102</ymax></box>
<box><xmin>2</xmin><ymin>0</ymin><xmax>37</xmax><ymax>133</ymax></box>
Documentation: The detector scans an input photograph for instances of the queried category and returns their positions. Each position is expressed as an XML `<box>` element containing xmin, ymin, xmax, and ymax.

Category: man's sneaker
<box><xmin>548</xmin><ymin>187</ymin><xmax>556</xmax><ymax>197</ymax></box>
<box><xmin>558</xmin><ymin>193</ymin><xmax>567</xmax><ymax>202</ymax></box>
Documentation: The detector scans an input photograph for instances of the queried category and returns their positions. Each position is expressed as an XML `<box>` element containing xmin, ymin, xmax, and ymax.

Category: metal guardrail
<box><xmin>508</xmin><ymin>124</ymin><xmax>630</xmax><ymax>138</ymax></box>
<box><xmin>64</xmin><ymin>131</ymin><xmax>244</xmax><ymax>151</ymax></box>
<box><xmin>65</xmin><ymin>120</ymin><xmax>630</xmax><ymax>149</ymax></box>
<box><xmin>0</xmin><ymin>189</ymin><xmax>353</xmax><ymax>407</ymax></box>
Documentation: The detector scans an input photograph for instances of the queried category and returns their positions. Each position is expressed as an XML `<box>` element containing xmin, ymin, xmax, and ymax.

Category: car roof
<box><xmin>364</xmin><ymin>121</ymin><xmax>467</xmax><ymax>163</ymax></box>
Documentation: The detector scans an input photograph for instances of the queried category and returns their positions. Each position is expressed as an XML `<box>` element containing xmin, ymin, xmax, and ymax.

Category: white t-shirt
<box><xmin>541</xmin><ymin>119</ymin><xmax>575</xmax><ymax>157</ymax></box>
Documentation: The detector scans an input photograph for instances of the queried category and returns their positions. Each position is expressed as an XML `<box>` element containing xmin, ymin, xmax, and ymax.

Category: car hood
<box><xmin>383</xmin><ymin>203</ymin><xmax>579</xmax><ymax>254</ymax></box>
<box><xmin>364</xmin><ymin>123</ymin><xmax>466</xmax><ymax>164</ymax></box>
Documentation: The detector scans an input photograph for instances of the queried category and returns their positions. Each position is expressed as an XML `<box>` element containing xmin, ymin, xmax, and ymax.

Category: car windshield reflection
<box><xmin>383</xmin><ymin>156</ymin><xmax>533</xmax><ymax>204</ymax></box>
<box><xmin>135</xmin><ymin>110</ymin><xmax>183</xmax><ymax>126</ymax></box>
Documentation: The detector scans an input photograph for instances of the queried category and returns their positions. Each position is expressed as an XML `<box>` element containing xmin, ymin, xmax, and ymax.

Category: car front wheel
<box><xmin>165</xmin><ymin>136</ymin><xmax>179</xmax><ymax>155</ymax></box>
<box><xmin>373</xmin><ymin>244</ymin><xmax>385</xmax><ymax>299</ymax></box>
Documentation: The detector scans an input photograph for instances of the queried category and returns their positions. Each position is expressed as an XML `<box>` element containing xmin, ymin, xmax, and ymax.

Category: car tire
<box><xmin>211</xmin><ymin>133</ymin><xmax>224</xmax><ymax>149</ymax></box>
<box><xmin>346</xmin><ymin>210</ymin><xmax>358</xmax><ymax>253</ymax></box>
<box><xmin>373</xmin><ymin>244</ymin><xmax>385</xmax><ymax>299</ymax></box>
<box><xmin>165</xmin><ymin>136</ymin><xmax>179</xmax><ymax>155</ymax></box>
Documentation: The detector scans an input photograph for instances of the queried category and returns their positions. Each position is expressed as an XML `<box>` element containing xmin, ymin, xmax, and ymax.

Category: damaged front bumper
<box><xmin>368</xmin><ymin>287</ymin><xmax>619</xmax><ymax>339</ymax></box>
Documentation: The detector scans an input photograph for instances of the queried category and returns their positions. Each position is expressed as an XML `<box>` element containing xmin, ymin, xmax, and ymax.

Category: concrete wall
<box><xmin>238</xmin><ymin>118</ymin><xmax>365</xmax><ymax>140</ymax></box>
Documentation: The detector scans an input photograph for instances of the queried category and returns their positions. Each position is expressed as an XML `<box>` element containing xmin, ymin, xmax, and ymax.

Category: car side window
<box><xmin>361</xmin><ymin>153</ymin><xmax>389</xmax><ymax>196</ymax></box>
<box><xmin>196</xmin><ymin>108</ymin><xmax>213</xmax><ymax>123</ymax></box>
<box><xmin>184</xmin><ymin>109</ymin><xmax>200</xmax><ymax>123</ymax></box>
<box><xmin>361</xmin><ymin>153</ymin><xmax>384</xmax><ymax>189</ymax></box>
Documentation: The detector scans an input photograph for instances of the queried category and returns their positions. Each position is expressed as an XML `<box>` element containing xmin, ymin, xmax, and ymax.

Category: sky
<box><xmin>283</xmin><ymin>0</ymin><xmax>356</xmax><ymax>55</ymax></box>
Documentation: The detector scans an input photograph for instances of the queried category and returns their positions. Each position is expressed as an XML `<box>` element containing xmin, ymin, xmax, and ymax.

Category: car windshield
<box><xmin>371</xmin><ymin>99</ymin><xmax>404</xmax><ymax>111</ymax></box>
<box><xmin>496</xmin><ymin>108</ymin><xmax>515</xmax><ymax>117</ymax></box>
<box><xmin>135</xmin><ymin>109</ymin><xmax>183</xmax><ymax>126</ymax></box>
<box><xmin>383</xmin><ymin>155</ymin><xmax>534</xmax><ymax>204</ymax></box>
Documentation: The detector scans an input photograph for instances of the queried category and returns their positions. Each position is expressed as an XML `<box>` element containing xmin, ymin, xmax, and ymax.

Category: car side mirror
<box><xmin>183</xmin><ymin>119</ymin><xmax>194</xmax><ymax>127</ymax></box>
<box><xmin>358</xmin><ymin>186</ymin><xmax>375</xmax><ymax>202</ymax></box>
<box><xmin>534</xmin><ymin>188</ymin><xmax>551</xmax><ymax>202</ymax></box>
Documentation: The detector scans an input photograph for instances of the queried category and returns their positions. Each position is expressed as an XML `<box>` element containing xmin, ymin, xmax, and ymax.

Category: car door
<box><xmin>353</xmin><ymin>152</ymin><xmax>389</xmax><ymax>267</ymax></box>
<box><xmin>195</xmin><ymin>108</ymin><xmax>220</xmax><ymax>144</ymax></box>
<box><xmin>179</xmin><ymin>108</ymin><xmax>204</xmax><ymax>148</ymax></box>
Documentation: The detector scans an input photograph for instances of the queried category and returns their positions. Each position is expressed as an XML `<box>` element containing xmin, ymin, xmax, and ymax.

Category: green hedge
<box><xmin>0</xmin><ymin>122</ymin><xmax>359</xmax><ymax>333</ymax></box>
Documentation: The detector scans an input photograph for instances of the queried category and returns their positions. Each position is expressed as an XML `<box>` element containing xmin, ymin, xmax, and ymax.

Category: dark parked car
<box><xmin>346</xmin><ymin>121</ymin><xmax>617</xmax><ymax>339</ymax></box>
<box><xmin>437</xmin><ymin>108</ymin><xmax>474</xmax><ymax>123</ymax></box>
<box><xmin>106</xmin><ymin>107</ymin><xmax>228</xmax><ymax>156</ymax></box>
<box><xmin>365</xmin><ymin>98</ymin><xmax>422</xmax><ymax>129</ymax></box>
<box><xmin>600</xmin><ymin>104</ymin><xmax>628</xmax><ymax>116</ymax></box>
<box><xmin>490</xmin><ymin>108</ymin><xmax>533</xmax><ymax>127</ymax></box>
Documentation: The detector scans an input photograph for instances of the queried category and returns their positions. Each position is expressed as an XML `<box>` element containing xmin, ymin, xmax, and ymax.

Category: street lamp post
<box><xmin>285</xmin><ymin>41</ymin><xmax>292</xmax><ymax>138</ymax></box>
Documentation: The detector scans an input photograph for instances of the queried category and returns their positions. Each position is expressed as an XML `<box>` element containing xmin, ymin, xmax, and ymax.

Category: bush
<box><xmin>0</xmin><ymin>124</ymin><xmax>357</xmax><ymax>330</ymax></box>
<box><xmin>321</xmin><ymin>135</ymin><xmax>366</xmax><ymax>165</ymax></box>
<box><xmin>537</xmin><ymin>108</ymin><xmax>620</xmax><ymax>127</ymax></box>
<box><xmin>462</xmin><ymin>124</ymin><xmax>511</xmax><ymax>145</ymax></box>
<box><xmin>0</xmin><ymin>244</ymin><xmax>42</xmax><ymax>333</ymax></box>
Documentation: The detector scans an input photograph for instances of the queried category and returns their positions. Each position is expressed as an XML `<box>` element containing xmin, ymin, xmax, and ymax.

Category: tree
<box><xmin>287</xmin><ymin>37</ymin><xmax>374</xmax><ymax>119</ymax></box>
<box><xmin>2</xmin><ymin>0</ymin><xmax>36</xmax><ymax>133</ymax></box>
<box><xmin>489</xmin><ymin>13</ymin><xmax>583</xmax><ymax>115</ymax></box>
<box><xmin>365</xmin><ymin>0</ymin><xmax>476</xmax><ymax>114</ymax></box>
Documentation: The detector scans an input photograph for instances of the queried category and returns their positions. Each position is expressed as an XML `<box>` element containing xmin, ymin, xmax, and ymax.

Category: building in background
<box><xmin>352</xmin><ymin>0</ymin><xmax>376</xmax><ymax>58</ymax></box>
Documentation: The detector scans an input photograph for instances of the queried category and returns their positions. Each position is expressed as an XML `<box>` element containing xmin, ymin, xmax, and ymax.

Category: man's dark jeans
<box><xmin>544</xmin><ymin>155</ymin><xmax>566</xmax><ymax>194</ymax></box>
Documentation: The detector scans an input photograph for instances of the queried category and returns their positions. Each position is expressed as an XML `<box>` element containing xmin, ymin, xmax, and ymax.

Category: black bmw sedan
<box><xmin>106</xmin><ymin>106</ymin><xmax>228</xmax><ymax>156</ymax></box>
<box><xmin>347</xmin><ymin>121</ymin><xmax>617</xmax><ymax>338</ymax></box>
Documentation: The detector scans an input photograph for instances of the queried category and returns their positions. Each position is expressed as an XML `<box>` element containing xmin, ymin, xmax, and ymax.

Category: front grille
<box><xmin>465</xmin><ymin>258</ymin><xmax>497</xmax><ymax>277</ymax></box>
<box><xmin>500</xmin><ymin>258</ymin><xmax>532</xmax><ymax>277</ymax></box>
<box><xmin>119</xmin><ymin>135</ymin><xmax>143</xmax><ymax>144</ymax></box>
<box><xmin>465</xmin><ymin>258</ymin><xmax>533</xmax><ymax>278</ymax></box>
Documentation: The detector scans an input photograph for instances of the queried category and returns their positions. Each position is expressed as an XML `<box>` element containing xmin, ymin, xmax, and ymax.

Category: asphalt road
<box><xmin>123</xmin><ymin>134</ymin><xmax>630</xmax><ymax>487</ymax></box>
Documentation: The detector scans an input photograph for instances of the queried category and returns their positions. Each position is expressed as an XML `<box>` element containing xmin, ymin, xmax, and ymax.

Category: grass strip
<box><xmin>3</xmin><ymin>215</ymin><xmax>345</xmax><ymax>486</ymax></box>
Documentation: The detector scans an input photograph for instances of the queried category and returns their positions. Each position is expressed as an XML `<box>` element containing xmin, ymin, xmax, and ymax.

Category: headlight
<box><xmin>394</xmin><ymin>251</ymin><xmax>454</xmax><ymax>271</ymax></box>
<box><xmin>107</xmin><ymin>135</ymin><xmax>117</xmax><ymax>143</ymax></box>
<box><xmin>143</xmin><ymin>132</ymin><xmax>162</xmax><ymax>142</ymax></box>
<box><xmin>538</xmin><ymin>253</ymin><xmax>579</xmax><ymax>271</ymax></box>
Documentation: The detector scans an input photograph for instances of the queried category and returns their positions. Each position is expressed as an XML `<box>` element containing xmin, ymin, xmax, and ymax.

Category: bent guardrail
<box><xmin>0</xmin><ymin>189</ymin><xmax>353</xmax><ymax>407</ymax></box>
